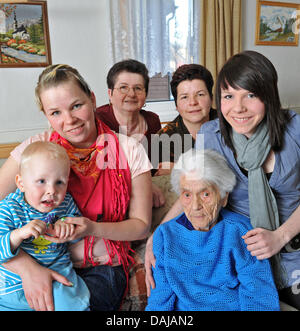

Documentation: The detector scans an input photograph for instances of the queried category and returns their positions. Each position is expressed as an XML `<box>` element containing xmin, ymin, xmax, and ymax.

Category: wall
<box><xmin>0</xmin><ymin>0</ymin><xmax>300</xmax><ymax>145</ymax></box>
<box><xmin>242</xmin><ymin>0</ymin><xmax>300</xmax><ymax>110</ymax></box>
<box><xmin>0</xmin><ymin>0</ymin><xmax>112</xmax><ymax>143</ymax></box>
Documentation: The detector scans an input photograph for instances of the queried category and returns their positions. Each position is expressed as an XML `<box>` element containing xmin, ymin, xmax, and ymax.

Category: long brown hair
<box><xmin>216</xmin><ymin>51</ymin><xmax>291</xmax><ymax>152</ymax></box>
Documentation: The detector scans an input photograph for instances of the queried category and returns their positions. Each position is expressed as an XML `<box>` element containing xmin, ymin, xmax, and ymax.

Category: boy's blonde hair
<box><xmin>20</xmin><ymin>141</ymin><xmax>70</xmax><ymax>174</ymax></box>
<box><xmin>35</xmin><ymin>64</ymin><xmax>92</xmax><ymax>112</ymax></box>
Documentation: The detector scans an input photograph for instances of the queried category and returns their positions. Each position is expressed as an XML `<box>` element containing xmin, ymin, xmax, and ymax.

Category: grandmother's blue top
<box><xmin>146</xmin><ymin>209</ymin><xmax>280</xmax><ymax>311</ymax></box>
<box><xmin>196</xmin><ymin>111</ymin><xmax>300</xmax><ymax>287</ymax></box>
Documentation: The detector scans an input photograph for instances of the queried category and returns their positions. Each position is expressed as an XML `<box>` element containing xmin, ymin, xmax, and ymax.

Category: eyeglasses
<box><xmin>114</xmin><ymin>85</ymin><xmax>145</xmax><ymax>95</ymax></box>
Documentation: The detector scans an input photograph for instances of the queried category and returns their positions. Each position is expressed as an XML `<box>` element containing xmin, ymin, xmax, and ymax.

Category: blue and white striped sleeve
<box><xmin>0</xmin><ymin>202</ymin><xmax>19</xmax><ymax>263</ymax></box>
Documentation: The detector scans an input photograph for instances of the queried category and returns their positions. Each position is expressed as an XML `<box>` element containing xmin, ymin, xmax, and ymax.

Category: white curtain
<box><xmin>108</xmin><ymin>0</ymin><xmax>201</xmax><ymax>76</ymax></box>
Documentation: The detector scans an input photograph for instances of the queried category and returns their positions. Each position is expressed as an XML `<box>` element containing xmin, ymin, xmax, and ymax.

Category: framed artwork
<box><xmin>255</xmin><ymin>0</ymin><xmax>300</xmax><ymax>46</ymax></box>
<box><xmin>0</xmin><ymin>1</ymin><xmax>51</xmax><ymax>67</ymax></box>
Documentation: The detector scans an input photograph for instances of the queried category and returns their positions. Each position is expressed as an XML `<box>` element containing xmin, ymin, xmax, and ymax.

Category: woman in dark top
<box><xmin>154</xmin><ymin>64</ymin><xmax>216</xmax><ymax>176</ymax></box>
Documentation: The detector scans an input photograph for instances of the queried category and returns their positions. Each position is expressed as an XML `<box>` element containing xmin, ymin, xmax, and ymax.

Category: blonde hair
<box><xmin>35</xmin><ymin>64</ymin><xmax>92</xmax><ymax>112</ymax></box>
<box><xmin>20</xmin><ymin>141</ymin><xmax>70</xmax><ymax>174</ymax></box>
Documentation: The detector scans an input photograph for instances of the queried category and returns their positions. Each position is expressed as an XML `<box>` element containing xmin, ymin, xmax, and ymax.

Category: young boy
<box><xmin>0</xmin><ymin>141</ymin><xmax>90</xmax><ymax>311</ymax></box>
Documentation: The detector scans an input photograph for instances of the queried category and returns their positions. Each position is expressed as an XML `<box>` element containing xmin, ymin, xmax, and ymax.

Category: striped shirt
<box><xmin>0</xmin><ymin>189</ymin><xmax>80</xmax><ymax>295</ymax></box>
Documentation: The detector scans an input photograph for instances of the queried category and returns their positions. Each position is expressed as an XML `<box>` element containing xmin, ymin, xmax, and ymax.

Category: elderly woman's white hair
<box><xmin>171</xmin><ymin>149</ymin><xmax>236</xmax><ymax>198</ymax></box>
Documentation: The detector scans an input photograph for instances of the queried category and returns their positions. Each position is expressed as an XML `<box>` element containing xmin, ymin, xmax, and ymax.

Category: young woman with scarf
<box><xmin>0</xmin><ymin>64</ymin><xmax>152</xmax><ymax>311</ymax></box>
<box><xmin>145</xmin><ymin>51</ymin><xmax>300</xmax><ymax>310</ymax></box>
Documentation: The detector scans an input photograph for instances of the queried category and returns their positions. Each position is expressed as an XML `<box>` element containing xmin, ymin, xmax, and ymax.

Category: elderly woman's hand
<box><xmin>242</xmin><ymin>227</ymin><xmax>286</xmax><ymax>260</ymax></box>
<box><xmin>145</xmin><ymin>234</ymin><xmax>156</xmax><ymax>296</ymax></box>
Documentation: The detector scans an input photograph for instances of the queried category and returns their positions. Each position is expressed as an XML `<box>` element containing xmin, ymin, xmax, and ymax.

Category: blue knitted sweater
<box><xmin>146</xmin><ymin>209</ymin><xmax>280</xmax><ymax>311</ymax></box>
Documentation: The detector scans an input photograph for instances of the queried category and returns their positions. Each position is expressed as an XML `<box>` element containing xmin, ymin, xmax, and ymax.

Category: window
<box><xmin>147</xmin><ymin>0</ymin><xmax>199</xmax><ymax>102</ymax></box>
<box><xmin>108</xmin><ymin>0</ymin><xmax>200</xmax><ymax>102</ymax></box>
<box><xmin>169</xmin><ymin>0</ymin><xmax>198</xmax><ymax>72</ymax></box>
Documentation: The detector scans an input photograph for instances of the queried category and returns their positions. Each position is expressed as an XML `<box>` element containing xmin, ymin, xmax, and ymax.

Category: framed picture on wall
<box><xmin>0</xmin><ymin>1</ymin><xmax>51</xmax><ymax>67</ymax></box>
<box><xmin>255</xmin><ymin>0</ymin><xmax>300</xmax><ymax>46</ymax></box>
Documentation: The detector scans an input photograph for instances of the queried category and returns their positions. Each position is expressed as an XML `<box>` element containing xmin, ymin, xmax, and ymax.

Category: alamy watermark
<box><xmin>95</xmin><ymin>126</ymin><xmax>205</xmax><ymax>171</ymax></box>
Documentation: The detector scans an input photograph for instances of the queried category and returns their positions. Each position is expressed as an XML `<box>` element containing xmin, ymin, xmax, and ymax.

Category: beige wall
<box><xmin>242</xmin><ymin>0</ymin><xmax>300</xmax><ymax>109</ymax></box>
<box><xmin>0</xmin><ymin>0</ymin><xmax>111</xmax><ymax>144</ymax></box>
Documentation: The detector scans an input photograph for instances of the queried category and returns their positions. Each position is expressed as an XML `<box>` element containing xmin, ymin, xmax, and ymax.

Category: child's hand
<box><xmin>10</xmin><ymin>219</ymin><xmax>47</xmax><ymax>253</ymax></box>
<box><xmin>19</xmin><ymin>219</ymin><xmax>48</xmax><ymax>240</ymax></box>
<box><xmin>52</xmin><ymin>218</ymin><xmax>75</xmax><ymax>240</ymax></box>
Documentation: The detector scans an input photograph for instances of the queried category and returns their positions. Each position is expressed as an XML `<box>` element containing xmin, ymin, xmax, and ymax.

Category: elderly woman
<box><xmin>146</xmin><ymin>64</ymin><xmax>215</xmax><ymax>291</ymax></box>
<box><xmin>154</xmin><ymin>64</ymin><xmax>217</xmax><ymax>176</ymax></box>
<box><xmin>146</xmin><ymin>149</ymin><xmax>280</xmax><ymax>311</ymax></box>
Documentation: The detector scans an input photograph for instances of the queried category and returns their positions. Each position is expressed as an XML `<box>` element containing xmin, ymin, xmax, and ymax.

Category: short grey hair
<box><xmin>171</xmin><ymin>149</ymin><xmax>236</xmax><ymax>198</ymax></box>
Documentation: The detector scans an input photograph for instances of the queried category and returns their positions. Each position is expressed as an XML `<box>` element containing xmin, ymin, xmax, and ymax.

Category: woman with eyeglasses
<box><xmin>96</xmin><ymin>59</ymin><xmax>161</xmax><ymax>159</ymax></box>
<box><xmin>96</xmin><ymin>59</ymin><xmax>165</xmax><ymax>208</ymax></box>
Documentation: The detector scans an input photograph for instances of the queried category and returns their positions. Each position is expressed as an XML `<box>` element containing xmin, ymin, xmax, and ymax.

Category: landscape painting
<box><xmin>0</xmin><ymin>1</ymin><xmax>51</xmax><ymax>67</ymax></box>
<box><xmin>256</xmin><ymin>1</ymin><xmax>299</xmax><ymax>46</ymax></box>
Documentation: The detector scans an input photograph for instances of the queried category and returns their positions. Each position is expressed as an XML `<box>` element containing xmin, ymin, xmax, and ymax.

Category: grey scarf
<box><xmin>231</xmin><ymin>121</ymin><xmax>286</xmax><ymax>288</ymax></box>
